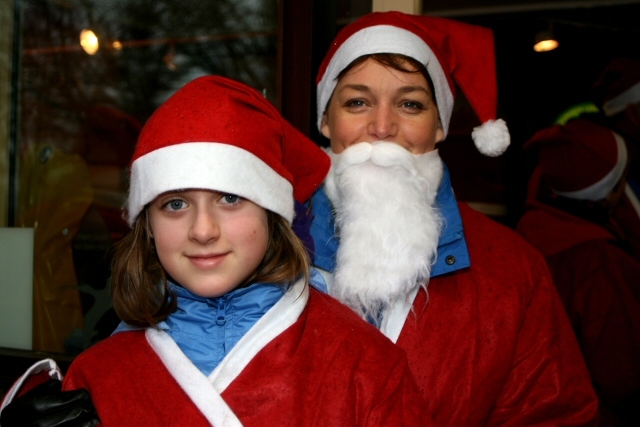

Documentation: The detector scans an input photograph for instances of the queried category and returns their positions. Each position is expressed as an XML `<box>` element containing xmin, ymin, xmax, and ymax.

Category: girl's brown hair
<box><xmin>111</xmin><ymin>207</ymin><xmax>310</xmax><ymax>328</ymax></box>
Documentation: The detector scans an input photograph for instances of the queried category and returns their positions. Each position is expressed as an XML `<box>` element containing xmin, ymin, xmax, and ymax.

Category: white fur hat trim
<box><xmin>127</xmin><ymin>142</ymin><xmax>293</xmax><ymax>225</ymax></box>
<box><xmin>316</xmin><ymin>25</ymin><xmax>454</xmax><ymax>136</ymax></box>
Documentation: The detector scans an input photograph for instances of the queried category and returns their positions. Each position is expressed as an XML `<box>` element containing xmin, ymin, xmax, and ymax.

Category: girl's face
<box><xmin>148</xmin><ymin>189</ymin><xmax>269</xmax><ymax>298</ymax></box>
<box><xmin>321</xmin><ymin>58</ymin><xmax>444</xmax><ymax>155</ymax></box>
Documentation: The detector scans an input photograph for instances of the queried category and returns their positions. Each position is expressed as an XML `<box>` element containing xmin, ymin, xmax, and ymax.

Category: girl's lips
<box><xmin>187</xmin><ymin>253</ymin><xmax>228</xmax><ymax>269</ymax></box>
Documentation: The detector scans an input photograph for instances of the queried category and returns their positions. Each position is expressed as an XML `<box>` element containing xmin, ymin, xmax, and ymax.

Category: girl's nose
<box><xmin>368</xmin><ymin>104</ymin><xmax>398</xmax><ymax>140</ymax></box>
<box><xmin>188</xmin><ymin>208</ymin><xmax>220</xmax><ymax>244</ymax></box>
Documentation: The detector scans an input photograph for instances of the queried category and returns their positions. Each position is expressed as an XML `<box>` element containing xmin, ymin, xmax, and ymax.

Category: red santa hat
<box><xmin>126</xmin><ymin>75</ymin><xmax>331</xmax><ymax>226</ymax></box>
<box><xmin>524</xmin><ymin>118</ymin><xmax>628</xmax><ymax>201</ymax></box>
<box><xmin>316</xmin><ymin>11</ymin><xmax>510</xmax><ymax>157</ymax></box>
<box><xmin>592</xmin><ymin>57</ymin><xmax>640</xmax><ymax>117</ymax></box>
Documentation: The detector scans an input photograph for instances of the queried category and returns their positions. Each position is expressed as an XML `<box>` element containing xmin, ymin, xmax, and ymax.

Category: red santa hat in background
<box><xmin>126</xmin><ymin>75</ymin><xmax>331</xmax><ymax>226</ymax></box>
<box><xmin>592</xmin><ymin>57</ymin><xmax>640</xmax><ymax>117</ymax></box>
<box><xmin>316</xmin><ymin>11</ymin><xmax>510</xmax><ymax>157</ymax></box>
<box><xmin>524</xmin><ymin>118</ymin><xmax>628</xmax><ymax>201</ymax></box>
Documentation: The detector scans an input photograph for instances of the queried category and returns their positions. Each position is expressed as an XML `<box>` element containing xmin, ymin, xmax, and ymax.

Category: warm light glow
<box><xmin>80</xmin><ymin>29</ymin><xmax>99</xmax><ymax>55</ymax></box>
<box><xmin>533</xmin><ymin>29</ymin><xmax>559</xmax><ymax>52</ymax></box>
<box><xmin>534</xmin><ymin>39</ymin><xmax>559</xmax><ymax>52</ymax></box>
<box><xmin>111</xmin><ymin>40</ymin><xmax>123</xmax><ymax>50</ymax></box>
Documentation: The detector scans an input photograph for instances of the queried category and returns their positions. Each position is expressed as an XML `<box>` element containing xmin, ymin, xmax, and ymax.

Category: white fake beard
<box><xmin>324</xmin><ymin>142</ymin><xmax>444</xmax><ymax>319</ymax></box>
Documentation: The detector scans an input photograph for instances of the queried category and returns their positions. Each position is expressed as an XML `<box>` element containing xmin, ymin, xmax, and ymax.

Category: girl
<box><xmin>54</xmin><ymin>76</ymin><xmax>427</xmax><ymax>426</ymax></box>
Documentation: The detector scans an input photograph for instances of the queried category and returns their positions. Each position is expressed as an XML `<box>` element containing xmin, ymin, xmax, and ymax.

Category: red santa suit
<box><xmin>612</xmin><ymin>185</ymin><xmax>640</xmax><ymax>262</ymax></box>
<box><xmin>518</xmin><ymin>184</ymin><xmax>640</xmax><ymax>423</ymax></box>
<box><xmin>309</xmin><ymin>176</ymin><xmax>600</xmax><ymax>426</ymax></box>
<box><xmin>58</xmin><ymin>279</ymin><xmax>429</xmax><ymax>426</ymax></box>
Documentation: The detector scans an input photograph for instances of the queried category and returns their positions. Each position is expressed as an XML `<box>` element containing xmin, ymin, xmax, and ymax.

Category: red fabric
<box><xmin>398</xmin><ymin>203</ymin><xmax>599</xmax><ymax>426</ymax></box>
<box><xmin>517</xmin><ymin>199</ymin><xmax>640</xmax><ymax>419</ymax></box>
<box><xmin>61</xmin><ymin>289</ymin><xmax>431</xmax><ymax>426</ymax></box>
<box><xmin>134</xmin><ymin>76</ymin><xmax>330</xmax><ymax>203</ymax></box>
<box><xmin>592</xmin><ymin>58</ymin><xmax>640</xmax><ymax>106</ymax></box>
<box><xmin>612</xmin><ymin>192</ymin><xmax>640</xmax><ymax>262</ymax></box>
<box><xmin>315</xmin><ymin>12</ymin><xmax>499</xmax><ymax>123</ymax></box>
<box><xmin>14</xmin><ymin>370</ymin><xmax>53</xmax><ymax>398</ymax></box>
<box><xmin>523</xmin><ymin>119</ymin><xmax>620</xmax><ymax>194</ymax></box>
<box><xmin>517</xmin><ymin>200</ymin><xmax>614</xmax><ymax>258</ymax></box>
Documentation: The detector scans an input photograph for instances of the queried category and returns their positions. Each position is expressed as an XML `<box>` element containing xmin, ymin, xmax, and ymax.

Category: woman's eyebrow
<box><xmin>396</xmin><ymin>85</ymin><xmax>430</xmax><ymax>96</ymax></box>
<box><xmin>338</xmin><ymin>83</ymin><xmax>371</xmax><ymax>93</ymax></box>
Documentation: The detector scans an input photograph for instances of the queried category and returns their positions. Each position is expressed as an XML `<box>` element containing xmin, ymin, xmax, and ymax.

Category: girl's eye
<box><xmin>164</xmin><ymin>199</ymin><xmax>187</xmax><ymax>211</ymax></box>
<box><xmin>220</xmin><ymin>194</ymin><xmax>240</xmax><ymax>205</ymax></box>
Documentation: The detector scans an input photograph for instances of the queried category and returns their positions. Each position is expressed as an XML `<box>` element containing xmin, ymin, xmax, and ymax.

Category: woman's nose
<box><xmin>368</xmin><ymin>104</ymin><xmax>398</xmax><ymax>140</ymax></box>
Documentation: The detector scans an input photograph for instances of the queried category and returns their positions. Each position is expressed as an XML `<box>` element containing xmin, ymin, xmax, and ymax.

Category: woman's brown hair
<box><xmin>111</xmin><ymin>207</ymin><xmax>310</xmax><ymax>328</ymax></box>
<box><xmin>328</xmin><ymin>53</ymin><xmax>438</xmax><ymax>112</ymax></box>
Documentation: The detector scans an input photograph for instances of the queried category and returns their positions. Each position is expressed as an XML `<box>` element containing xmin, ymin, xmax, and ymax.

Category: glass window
<box><xmin>9</xmin><ymin>0</ymin><xmax>278</xmax><ymax>354</ymax></box>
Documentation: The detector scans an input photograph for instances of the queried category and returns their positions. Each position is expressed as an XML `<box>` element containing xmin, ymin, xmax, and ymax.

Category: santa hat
<box><xmin>592</xmin><ymin>57</ymin><xmax>640</xmax><ymax>117</ymax></box>
<box><xmin>316</xmin><ymin>11</ymin><xmax>510</xmax><ymax>157</ymax></box>
<box><xmin>524</xmin><ymin>118</ymin><xmax>628</xmax><ymax>201</ymax></box>
<box><xmin>126</xmin><ymin>75</ymin><xmax>331</xmax><ymax>226</ymax></box>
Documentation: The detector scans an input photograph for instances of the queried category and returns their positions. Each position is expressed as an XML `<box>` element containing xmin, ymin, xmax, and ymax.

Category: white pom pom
<box><xmin>472</xmin><ymin>119</ymin><xmax>510</xmax><ymax>157</ymax></box>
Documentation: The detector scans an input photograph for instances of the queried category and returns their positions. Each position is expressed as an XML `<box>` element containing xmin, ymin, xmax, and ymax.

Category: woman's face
<box><xmin>148</xmin><ymin>189</ymin><xmax>268</xmax><ymax>298</ymax></box>
<box><xmin>321</xmin><ymin>58</ymin><xmax>444</xmax><ymax>155</ymax></box>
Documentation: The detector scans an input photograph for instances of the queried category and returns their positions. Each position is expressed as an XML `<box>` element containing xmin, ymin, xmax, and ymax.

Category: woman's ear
<box><xmin>320</xmin><ymin>113</ymin><xmax>331</xmax><ymax>139</ymax></box>
<box><xmin>436</xmin><ymin>120</ymin><xmax>445</xmax><ymax>143</ymax></box>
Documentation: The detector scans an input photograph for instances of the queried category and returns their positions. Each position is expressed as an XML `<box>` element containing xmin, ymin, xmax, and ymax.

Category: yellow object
<box><xmin>16</xmin><ymin>144</ymin><xmax>94</xmax><ymax>353</ymax></box>
<box><xmin>533</xmin><ymin>30</ymin><xmax>559</xmax><ymax>52</ymax></box>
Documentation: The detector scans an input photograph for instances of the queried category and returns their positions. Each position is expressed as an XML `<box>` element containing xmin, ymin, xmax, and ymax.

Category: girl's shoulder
<box><xmin>67</xmin><ymin>330</ymin><xmax>150</xmax><ymax>373</ymax></box>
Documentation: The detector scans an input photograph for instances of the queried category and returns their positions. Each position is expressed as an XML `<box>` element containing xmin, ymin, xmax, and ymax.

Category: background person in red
<box><xmin>590</xmin><ymin>58</ymin><xmax>640</xmax><ymax>264</ymax></box>
<box><xmin>307</xmin><ymin>11</ymin><xmax>599</xmax><ymax>426</ymax></box>
<box><xmin>518</xmin><ymin>118</ymin><xmax>640</xmax><ymax>426</ymax></box>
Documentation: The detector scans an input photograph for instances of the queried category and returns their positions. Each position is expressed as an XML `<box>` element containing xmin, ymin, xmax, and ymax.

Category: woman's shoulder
<box><xmin>305</xmin><ymin>289</ymin><xmax>401</xmax><ymax>351</ymax></box>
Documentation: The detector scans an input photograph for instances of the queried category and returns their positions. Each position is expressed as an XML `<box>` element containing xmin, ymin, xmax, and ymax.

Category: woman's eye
<box><xmin>346</xmin><ymin>99</ymin><xmax>365</xmax><ymax>108</ymax></box>
<box><xmin>164</xmin><ymin>199</ymin><xmax>187</xmax><ymax>211</ymax></box>
<box><xmin>402</xmin><ymin>101</ymin><xmax>423</xmax><ymax>109</ymax></box>
<box><xmin>220</xmin><ymin>194</ymin><xmax>240</xmax><ymax>205</ymax></box>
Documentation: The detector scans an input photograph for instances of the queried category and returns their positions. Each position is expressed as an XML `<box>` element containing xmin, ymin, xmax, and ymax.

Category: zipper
<box><xmin>216</xmin><ymin>298</ymin><xmax>226</xmax><ymax>326</ymax></box>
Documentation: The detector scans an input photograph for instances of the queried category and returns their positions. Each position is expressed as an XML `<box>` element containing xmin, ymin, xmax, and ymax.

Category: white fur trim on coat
<box><xmin>145</xmin><ymin>278</ymin><xmax>308</xmax><ymax>425</ymax></box>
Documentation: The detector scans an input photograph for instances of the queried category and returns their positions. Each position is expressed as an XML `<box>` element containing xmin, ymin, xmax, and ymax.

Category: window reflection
<box><xmin>15</xmin><ymin>0</ymin><xmax>278</xmax><ymax>354</ymax></box>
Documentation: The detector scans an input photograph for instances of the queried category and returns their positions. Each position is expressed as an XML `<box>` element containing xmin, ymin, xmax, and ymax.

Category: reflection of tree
<box><xmin>18</xmin><ymin>0</ymin><xmax>278</xmax><ymax>352</ymax></box>
<box><xmin>22</xmin><ymin>0</ymin><xmax>277</xmax><ymax>138</ymax></box>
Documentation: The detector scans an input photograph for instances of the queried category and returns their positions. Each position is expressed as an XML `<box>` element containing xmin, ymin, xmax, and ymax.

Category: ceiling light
<box><xmin>80</xmin><ymin>29</ymin><xmax>99</xmax><ymax>55</ymax></box>
<box><xmin>533</xmin><ymin>29</ymin><xmax>558</xmax><ymax>52</ymax></box>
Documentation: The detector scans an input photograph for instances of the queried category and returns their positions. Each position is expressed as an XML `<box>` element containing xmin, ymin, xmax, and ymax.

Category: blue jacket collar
<box><xmin>308</xmin><ymin>164</ymin><xmax>470</xmax><ymax>278</ymax></box>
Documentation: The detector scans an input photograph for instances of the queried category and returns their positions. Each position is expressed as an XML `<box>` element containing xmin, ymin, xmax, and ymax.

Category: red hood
<box><xmin>517</xmin><ymin>167</ymin><xmax>614</xmax><ymax>257</ymax></box>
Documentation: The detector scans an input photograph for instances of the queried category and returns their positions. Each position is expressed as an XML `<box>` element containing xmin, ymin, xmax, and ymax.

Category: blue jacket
<box><xmin>114</xmin><ymin>282</ymin><xmax>285</xmax><ymax>376</ymax></box>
